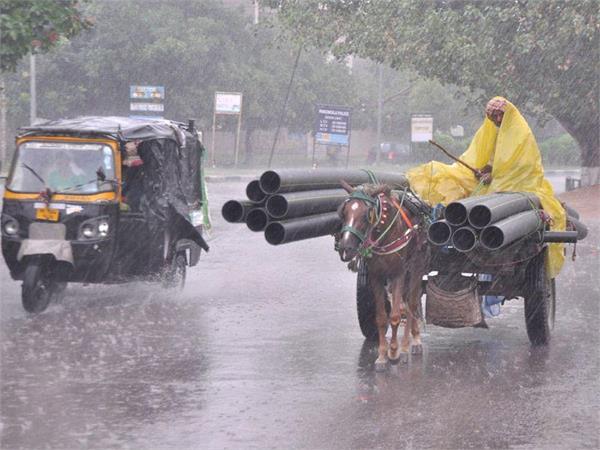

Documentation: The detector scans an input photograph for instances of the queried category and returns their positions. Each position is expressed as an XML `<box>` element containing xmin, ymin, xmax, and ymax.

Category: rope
<box><xmin>360</xmin><ymin>168</ymin><xmax>379</xmax><ymax>184</ymax></box>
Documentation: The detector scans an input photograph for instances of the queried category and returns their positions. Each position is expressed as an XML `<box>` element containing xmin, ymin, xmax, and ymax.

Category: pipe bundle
<box><xmin>427</xmin><ymin>192</ymin><xmax>584</xmax><ymax>252</ymax></box>
<box><xmin>222</xmin><ymin>168</ymin><xmax>409</xmax><ymax>245</ymax></box>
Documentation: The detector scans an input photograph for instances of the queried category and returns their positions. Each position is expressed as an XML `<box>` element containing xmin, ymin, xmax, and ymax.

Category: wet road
<box><xmin>1</xmin><ymin>181</ymin><xmax>598</xmax><ymax>449</ymax></box>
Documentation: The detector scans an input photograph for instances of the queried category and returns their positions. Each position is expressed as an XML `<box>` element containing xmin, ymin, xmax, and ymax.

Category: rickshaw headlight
<box><xmin>97</xmin><ymin>221</ymin><xmax>109</xmax><ymax>237</ymax></box>
<box><xmin>3</xmin><ymin>218</ymin><xmax>19</xmax><ymax>236</ymax></box>
<box><xmin>81</xmin><ymin>223</ymin><xmax>96</xmax><ymax>238</ymax></box>
<box><xmin>78</xmin><ymin>216</ymin><xmax>111</xmax><ymax>240</ymax></box>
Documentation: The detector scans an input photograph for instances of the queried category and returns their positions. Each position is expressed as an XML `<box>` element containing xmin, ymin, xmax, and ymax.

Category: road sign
<box><xmin>130</xmin><ymin>85</ymin><xmax>164</xmax><ymax>100</ymax></box>
<box><xmin>212</xmin><ymin>92</ymin><xmax>244</xmax><ymax>167</ymax></box>
<box><xmin>215</xmin><ymin>92</ymin><xmax>242</xmax><ymax>114</ymax></box>
<box><xmin>411</xmin><ymin>114</ymin><xmax>434</xmax><ymax>142</ymax></box>
<box><xmin>450</xmin><ymin>125</ymin><xmax>464</xmax><ymax>137</ymax></box>
<box><xmin>129</xmin><ymin>103</ymin><xmax>164</xmax><ymax>112</ymax></box>
<box><xmin>129</xmin><ymin>85</ymin><xmax>164</xmax><ymax>118</ymax></box>
<box><xmin>315</xmin><ymin>105</ymin><xmax>351</xmax><ymax>145</ymax></box>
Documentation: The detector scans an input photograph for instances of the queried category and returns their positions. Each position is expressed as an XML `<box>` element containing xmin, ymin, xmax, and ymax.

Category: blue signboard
<box><xmin>315</xmin><ymin>105</ymin><xmax>351</xmax><ymax>146</ymax></box>
<box><xmin>129</xmin><ymin>85</ymin><xmax>165</xmax><ymax>100</ymax></box>
<box><xmin>129</xmin><ymin>85</ymin><xmax>165</xmax><ymax>118</ymax></box>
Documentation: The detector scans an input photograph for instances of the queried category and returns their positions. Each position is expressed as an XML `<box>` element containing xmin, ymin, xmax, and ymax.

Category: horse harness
<box><xmin>341</xmin><ymin>188</ymin><xmax>424</xmax><ymax>258</ymax></box>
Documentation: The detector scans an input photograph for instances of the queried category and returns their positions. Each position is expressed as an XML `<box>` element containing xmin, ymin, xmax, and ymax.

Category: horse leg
<box><xmin>369</xmin><ymin>275</ymin><xmax>389</xmax><ymax>371</ymax></box>
<box><xmin>410</xmin><ymin>307</ymin><xmax>423</xmax><ymax>355</ymax></box>
<box><xmin>409</xmin><ymin>267</ymin><xmax>426</xmax><ymax>355</ymax></box>
<box><xmin>388</xmin><ymin>278</ymin><xmax>408</xmax><ymax>363</ymax></box>
<box><xmin>398</xmin><ymin>308</ymin><xmax>412</xmax><ymax>363</ymax></box>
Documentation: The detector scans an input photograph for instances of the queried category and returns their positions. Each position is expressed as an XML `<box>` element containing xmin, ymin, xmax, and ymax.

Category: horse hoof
<box><xmin>411</xmin><ymin>344</ymin><xmax>423</xmax><ymax>355</ymax></box>
<box><xmin>387</xmin><ymin>349</ymin><xmax>400</xmax><ymax>363</ymax></box>
<box><xmin>374</xmin><ymin>359</ymin><xmax>388</xmax><ymax>372</ymax></box>
<box><xmin>398</xmin><ymin>352</ymin><xmax>409</xmax><ymax>364</ymax></box>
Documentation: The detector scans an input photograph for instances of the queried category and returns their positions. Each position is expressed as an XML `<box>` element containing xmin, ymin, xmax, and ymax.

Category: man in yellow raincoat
<box><xmin>407</xmin><ymin>97</ymin><xmax>566</xmax><ymax>278</ymax></box>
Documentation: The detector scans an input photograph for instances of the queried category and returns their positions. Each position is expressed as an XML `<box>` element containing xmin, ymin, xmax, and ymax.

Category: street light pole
<box><xmin>375</xmin><ymin>64</ymin><xmax>383</xmax><ymax>165</ymax></box>
<box><xmin>254</xmin><ymin>0</ymin><xmax>259</xmax><ymax>25</ymax></box>
<box><xmin>30</xmin><ymin>53</ymin><xmax>37</xmax><ymax>125</ymax></box>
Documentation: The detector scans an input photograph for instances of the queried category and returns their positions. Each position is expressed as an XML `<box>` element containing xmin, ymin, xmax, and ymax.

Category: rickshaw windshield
<box><xmin>7</xmin><ymin>141</ymin><xmax>116</xmax><ymax>194</ymax></box>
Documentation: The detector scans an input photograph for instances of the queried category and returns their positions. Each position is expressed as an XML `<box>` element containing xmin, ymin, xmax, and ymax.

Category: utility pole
<box><xmin>0</xmin><ymin>76</ymin><xmax>7</xmax><ymax>172</ymax></box>
<box><xmin>375</xmin><ymin>64</ymin><xmax>383</xmax><ymax>165</ymax></box>
<box><xmin>253</xmin><ymin>0</ymin><xmax>259</xmax><ymax>25</ymax></box>
<box><xmin>30</xmin><ymin>53</ymin><xmax>37</xmax><ymax>125</ymax></box>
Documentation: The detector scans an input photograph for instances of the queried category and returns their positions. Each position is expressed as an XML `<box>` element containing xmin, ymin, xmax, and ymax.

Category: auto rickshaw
<box><xmin>1</xmin><ymin>116</ymin><xmax>210</xmax><ymax>313</ymax></box>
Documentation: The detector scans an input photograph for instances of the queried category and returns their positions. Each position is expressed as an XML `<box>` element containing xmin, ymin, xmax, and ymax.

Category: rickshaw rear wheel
<box><xmin>162</xmin><ymin>253</ymin><xmax>186</xmax><ymax>290</ymax></box>
<box><xmin>356</xmin><ymin>261</ymin><xmax>389</xmax><ymax>341</ymax></box>
<box><xmin>524</xmin><ymin>248</ymin><xmax>556</xmax><ymax>345</ymax></box>
<box><xmin>22</xmin><ymin>262</ymin><xmax>55</xmax><ymax>314</ymax></box>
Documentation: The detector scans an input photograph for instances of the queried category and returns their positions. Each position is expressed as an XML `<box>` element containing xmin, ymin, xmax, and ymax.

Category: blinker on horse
<box><xmin>336</xmin><ymin>180</ymin><xmax>430</xmax><ymax>371</ymax></box>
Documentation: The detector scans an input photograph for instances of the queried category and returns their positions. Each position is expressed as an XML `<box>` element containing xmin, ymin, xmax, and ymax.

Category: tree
<box><xmin>0</xmin><ymin>0</ymin><xmax>93</xmax><ymax>72</ymax></box>
<box><xmin>3</xmin><ymin>0</ymin><xmax>359</xmax><ymax>165</ymax></box>
<box><xmin>267</xmin><ymin>0</ymin><xmax>599</xmax><ymax>180</ymax></box>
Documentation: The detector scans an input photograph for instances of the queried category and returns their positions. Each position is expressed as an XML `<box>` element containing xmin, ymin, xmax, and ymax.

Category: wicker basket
<box><xmin>426</xmin><ymin>276</ymin><xmax>485</xmax><ymax>328</ymax></box>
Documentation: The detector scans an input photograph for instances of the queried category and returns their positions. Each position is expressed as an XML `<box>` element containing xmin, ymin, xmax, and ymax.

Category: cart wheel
<box><xmin>356</xmin><ymin>261</ymin><xmax>389</xmax><ymax>341</ymax></box>
<box><xmin>22</xmin><ymin>262</ymin><xmax>55</xmax><ymax>314</ymax></box>
<box><xmin>162</xmin><ymin>253</ymin><xmax>187</xmax><ymax>290</ymax></box>
<box><xmin>524</xmin><ymin>248</ymin><xmax>556</xmax><ymax>345</ymax></box>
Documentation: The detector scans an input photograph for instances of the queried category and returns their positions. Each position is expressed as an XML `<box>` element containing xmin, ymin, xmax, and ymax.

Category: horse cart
<box><xmin>354</xmin><ymin>191</ymin><xmax>587</xmax><ymax>347</ymax></box>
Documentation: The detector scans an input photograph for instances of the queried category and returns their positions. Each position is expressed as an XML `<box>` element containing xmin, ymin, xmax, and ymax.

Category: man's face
<box><xmin>487</xmin><ymin>110</ymin><xmax>504</xmax><ymax>127</ymax></box>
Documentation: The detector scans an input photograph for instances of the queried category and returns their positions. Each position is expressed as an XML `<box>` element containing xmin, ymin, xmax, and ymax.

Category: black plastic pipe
<box><xmin>246</xmin><ymin>208</ymin><xmax>269</xmax><ymax>232</ymax></box>
<box><xmin>266</xmin><ymin>189</ymin><xmax>347</xmax><ymax>219</ymax></box>
<box><xmin>451</xmin><ymin>226</ymin><xmax>478</xmax><ymax>252</ymax></box>
<box><xmin>563</xmin><ymin>203</ymin><xmax>580</xmax><ymax>220</ymax></box>
<box><xmin>264</xmin><ymin>212</ymin><xmax>341</xmax><ymax>245</ymax></box>
<box><xmin>480</xmin><ymin>210</ymin><xmax>543</xmax><ymax>250</ymax></box>
<box><xmin>542</xmin><ymin>231</ymin><xmax>578</xmax><ymax>243</ymax></box>
<box><xmin>567</xmin><ymin>216</ymin><xmax>588</xmax><ymax>240</ymax></box>
<box><xmin>428</xmin><ymin>220</ymin><xmax>454</xmax><ymax>246</ymax></box>
<box><xmin>222</xmin><ymin>199</ymin><xmax>256</xmax><ymax>223</ymax></box>
<box><xmin>468</xmin><ymin>193</ymin><xmax>541</xmax><ymax>229</ymax></box>
<box><xmin>246</xmin><ymin>180</ymin><xmax>267</xmax><ymax>203</ymax></box>
<box><xmin>445</xmin><ymin>195</ymin><xmax>497</xmax><ymax>226</ymax></box>
<box><xmin>259</xmin><ymin>169</ymin><xmax>408</xmax><ymax>194</ymax></box>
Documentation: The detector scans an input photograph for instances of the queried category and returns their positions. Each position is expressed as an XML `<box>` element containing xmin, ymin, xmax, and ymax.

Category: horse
<box><xmin>336</xmin><ymin>180</ymin><xmax>431</xmax><ymax>371</ymax></box>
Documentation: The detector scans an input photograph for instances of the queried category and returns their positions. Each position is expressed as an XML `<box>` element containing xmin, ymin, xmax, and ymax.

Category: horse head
<box><xmin>337</xmin><ymin>180</ymin><xmax>390</xmax><ymax>262</ymax></box>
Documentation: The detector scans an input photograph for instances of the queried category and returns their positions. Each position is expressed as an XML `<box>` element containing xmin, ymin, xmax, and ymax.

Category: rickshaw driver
<box><xmin>407</xmin><ymin>96</ymin><xmax>567</xmax><ymax>279</ymax></box>
<box><xmin>46</xmin><ymin>151</ymin><xmax>88</xmax><ymax>192</ymax></box>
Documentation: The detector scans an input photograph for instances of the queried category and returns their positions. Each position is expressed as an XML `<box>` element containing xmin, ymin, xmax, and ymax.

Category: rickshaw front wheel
<box><xmin>22</xmin><ymin>262</ymin><xmax>55</xmax><ymax>314</ymax></box>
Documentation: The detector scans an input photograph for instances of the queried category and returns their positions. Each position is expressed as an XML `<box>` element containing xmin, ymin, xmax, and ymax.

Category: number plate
<box><xmin>35</xmin><ymin>207</ymin><xmax>60</xmax><ymax>222</ymax></box>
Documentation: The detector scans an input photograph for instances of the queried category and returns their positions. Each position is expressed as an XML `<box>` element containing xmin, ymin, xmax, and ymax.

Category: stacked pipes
<box><xmin>427</xmin><ymin>192</ymin><xmax>585</xmax><ymax>252</ymax></box>
<box><xmin>222</xmin><ymin>169</ymin><xmax>409</xmax><ymax>245</ymax></box>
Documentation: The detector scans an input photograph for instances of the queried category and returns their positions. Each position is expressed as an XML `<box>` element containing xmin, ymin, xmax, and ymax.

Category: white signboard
<box><xmin>130</xmin><ymin>102</ymin><xmax>165</xmax><ymax>112</ymax></box>
<box><xmin>450</xmin><ymin>125</ymin><xmax>464</xmax><ymax>137</ymax></box>
<box><xmin>411</xmin><ymin>115</ymin><xmax>434</xmax><ymax>142</ymax></box>
<box><xmin>215</xmin><ymin>92</ymin><xmax>242</xmax><ymax>114</ymax></box>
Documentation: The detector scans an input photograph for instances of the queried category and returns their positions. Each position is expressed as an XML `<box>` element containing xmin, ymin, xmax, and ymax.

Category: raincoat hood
<box><xmin>407</xmin><ymin>97</ymin><xmax>566</xmax><ymax>277</ymax></box>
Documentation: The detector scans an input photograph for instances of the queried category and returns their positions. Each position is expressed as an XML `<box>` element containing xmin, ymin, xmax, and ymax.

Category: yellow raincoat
<box><xmin>407</xmin><ymin>97</ymin><xmax>566</xmax><ymax>278</ymax></box>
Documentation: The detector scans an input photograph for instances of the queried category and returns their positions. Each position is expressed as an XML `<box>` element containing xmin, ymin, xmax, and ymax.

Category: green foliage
<box><xmin>539</xmin><ymin>134</ymin><xmax>581</xmax><ymax>167</ymax></box>
<box><xmin>5</xmin><ymin>0</ymin><xmax>358</xmax><ymax>135</ymax></box>
<box><xmin>0</xmin><ymin>0</ymin><xmax>93</xmax><ymax>72</ymax></box>
<box><xmin>267</xmin><ymin>0</ymin><xmax>600</xmax><ymax>166</ymax></box>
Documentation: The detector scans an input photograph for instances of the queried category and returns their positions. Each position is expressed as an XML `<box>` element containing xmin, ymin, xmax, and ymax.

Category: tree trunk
<box><xmin>555</xmin><ymin>114</ymin><xmax>600</xmax><ymax>186</ymax></box>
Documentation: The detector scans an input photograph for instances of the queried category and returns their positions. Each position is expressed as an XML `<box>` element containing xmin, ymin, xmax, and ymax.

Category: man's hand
<box><xmin>475</xmin><ymin>165</ymin><xmax>493</xmax><ymax>185</ymax></box>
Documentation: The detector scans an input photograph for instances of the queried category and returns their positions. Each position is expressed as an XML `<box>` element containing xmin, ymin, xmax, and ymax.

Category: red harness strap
<box><xmin>390</xmin><ymin>197</ymin><xmax>414</xmax><ymax>229</ymax></box>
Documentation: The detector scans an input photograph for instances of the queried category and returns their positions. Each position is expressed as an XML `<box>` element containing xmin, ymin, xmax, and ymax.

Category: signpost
<box><xmin>313</xmin><ymin>105</ymin><xmax>352</xmax><ymax>167</ymax></box>
<box><xmin>129</xmin><ymin>85</ymin><xmax>165</xmax><ymax>119</ymax></box>
<box><xmin>410</xmin><ymin>114</ymin><xmax>434</xmax><ymax>142</ymax></box>
<box><xmin>211</xmin><ymin>92</ymin><xmax>243</xmax><ymax>167</ymax></box>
